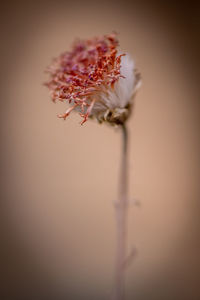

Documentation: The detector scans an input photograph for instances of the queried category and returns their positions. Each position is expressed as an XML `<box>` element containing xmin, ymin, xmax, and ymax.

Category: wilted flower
<box><xmin>45</xmin><ymin>33</ymin><xmax>141</xmax><ymax>125</ymax></box>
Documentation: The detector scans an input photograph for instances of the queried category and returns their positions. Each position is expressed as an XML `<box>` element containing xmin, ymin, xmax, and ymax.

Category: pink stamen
<box><xmin>45</xmin><ymin>33</ymin><xmax>125</xmax><ymax>124</ymax></box>
<box><xmin>80</xmin><ymin>99</ymin><xmax>96</xmax><ymax>125</ymax></box>
<box><xmin>57</xmin><ymin>103</ymin><xmax>78</xmax><ymax>120</ymax></box>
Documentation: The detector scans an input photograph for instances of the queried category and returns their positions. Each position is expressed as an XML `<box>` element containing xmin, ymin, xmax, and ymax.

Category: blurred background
<box><xmin>1</xmin><ymin>0</ymin><xmax>200</xmax><ymax>299</ymax></box>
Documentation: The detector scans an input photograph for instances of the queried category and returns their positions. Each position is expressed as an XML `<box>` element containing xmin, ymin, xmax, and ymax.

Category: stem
<box><xmin>114</xmin><ymin>123</ymin><xmax>129</xmax><ymax>300</ymax></box>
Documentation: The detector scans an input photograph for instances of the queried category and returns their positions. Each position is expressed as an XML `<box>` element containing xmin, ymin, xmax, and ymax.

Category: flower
<box><xmin>45</xmin><ymin>33</ymin><xmax>141</xmax><ymax>125</ymax></box>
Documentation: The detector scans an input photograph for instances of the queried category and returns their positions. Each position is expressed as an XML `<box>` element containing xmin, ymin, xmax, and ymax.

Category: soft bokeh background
<box><xmin>1</xmin><ymin>1</ymin><xmax>200</xmax><ymax>299</ymax></box>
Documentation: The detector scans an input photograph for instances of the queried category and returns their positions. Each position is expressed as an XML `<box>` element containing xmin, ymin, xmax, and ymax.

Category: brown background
<box><xmin>1</xmin><ymin>1</ymin><xmax>200</xmax><ymax>299</ymax></box>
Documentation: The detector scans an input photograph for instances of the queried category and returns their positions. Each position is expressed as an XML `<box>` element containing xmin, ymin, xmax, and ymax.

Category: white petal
<box><xmin>92</xmin><ymin>54</ymin><xmax>137</xmax><ymax>115</ymax></box>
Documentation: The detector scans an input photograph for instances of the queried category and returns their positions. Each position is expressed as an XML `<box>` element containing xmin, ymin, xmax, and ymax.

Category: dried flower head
<box><xmin>45</xmin><ymin>33</ymin><xmax>141</xmax><ymax>125</ymax></box>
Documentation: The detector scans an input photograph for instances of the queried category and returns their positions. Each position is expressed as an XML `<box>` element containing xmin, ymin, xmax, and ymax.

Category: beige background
<box><xmin>1</xmin><ymin>1</ymin><xmax>200</xmax><ymax>299</ymax></box>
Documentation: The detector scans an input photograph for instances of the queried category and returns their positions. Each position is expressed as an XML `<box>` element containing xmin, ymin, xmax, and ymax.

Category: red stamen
<box><xmin>45</xmin><ymin>33</ymin><xmax>125</xmax><ymax>124</ymax></box>
<box><xmin>80</xmin><ymin>99</ymin><xmax>96</xmax><ymax>125</ymax></box>
<box><xmin>57</xmin><ymin>103</ymin><xmax>78</xmax><ymax>120</ymax></box>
